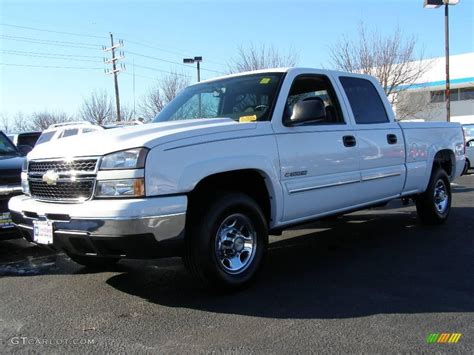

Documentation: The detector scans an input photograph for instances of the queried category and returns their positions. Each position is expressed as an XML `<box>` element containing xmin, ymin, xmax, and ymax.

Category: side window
<box><xmin>284</xmin><ymin>75</ymin><xmax>344</xmax><ymax>125</ymax></box>
<box><xmin>82</xmin><ymin>128</ymin><xmax>99</xmax><ymax>134</ymax></box>
<box><xmin>60</xmin><ymin>128</ymin><xmax>79</xmax><ymax>138</ymax></box>
<box><xmin>340</xmin><ymin>77</ymin><xmax>389</xmax><ymax>124</ymax></box>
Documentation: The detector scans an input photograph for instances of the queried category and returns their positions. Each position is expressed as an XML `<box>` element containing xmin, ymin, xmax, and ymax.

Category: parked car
<box><xmin>0</xmin><ymin>131</ymin><xmax>24</xmax><ymax>240</ymax></box>
<box><xmin>35</xmin><ymin>121</ymin><xmax>103</xmax><ymax>146</ymax></box>
<box><xmin>7</xmin><ymin>131</ymin><xmax>42</xmax><ymax>154</ymax></box>
<box><xmin>462</xmin><ymin>124</ymin><xmax>474</xmax><ymax>142</ymax></box>
<box><xmin>9</xmin><ymin>68</ymin><xmax>466</xmax><ymax>289</ymax></box>
<box><xmin>7</xmin><ymin>132</ymin><xmax>40</xmax><ymax>156</ymax></box>
<box><xmin>463</xmin><ymin>139</ymin><xmax>474</xmax><ymax>174</ymax></box>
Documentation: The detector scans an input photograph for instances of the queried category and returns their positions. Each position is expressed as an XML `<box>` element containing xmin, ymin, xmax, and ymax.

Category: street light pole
<box><xmin>183</xmin><ymin>56</ymin><xmax>204</xmax><ymax>117</ymax></box>
<box><xmin>445</xmin><ymin>3</ymin><xmax>451</xmax><ymax>122</ymax></box>
<box><xmin>423</xmin><ymin>0</ymin><xmax>459</xmax><ymax>122</ymax></box>
<box><xmin>183</xmin><ymin>56</ymin><xmax>203</xmax><ymax>82</ymax></box>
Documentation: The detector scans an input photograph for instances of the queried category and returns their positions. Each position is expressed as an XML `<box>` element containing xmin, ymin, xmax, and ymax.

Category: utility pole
<box><xmin>103</xmin><ymin>33</ymin><xmax>125</xmax><ymax>121</ymax></box>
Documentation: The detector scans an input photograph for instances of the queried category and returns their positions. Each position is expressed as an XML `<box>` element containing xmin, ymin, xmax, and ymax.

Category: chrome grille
<box><xmin>28</xmin><ymin>158</ymin><xmax>98</xmax><ymax>202</ymax></box>
<box><xmin>29</xmin><ymin>159</ymin><xmax>97</xmax><ymax>174</ymax></box>
<box><xmin>29</xmin><ymin>179</ymin><xmax>94</xmax><ymax>201</ymax></box>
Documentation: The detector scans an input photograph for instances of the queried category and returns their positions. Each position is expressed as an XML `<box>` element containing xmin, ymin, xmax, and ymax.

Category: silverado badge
<box><xmin>42</xmin><ymin>170</ymin><xmax>59</xmax><ymax>185</ymax></box>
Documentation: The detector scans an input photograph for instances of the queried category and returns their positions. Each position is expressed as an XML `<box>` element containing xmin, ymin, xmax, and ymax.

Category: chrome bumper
<box><xmin>9</xmin><ymin>194</ymin><xmax>187</xmax><ymax>243</ymax></box>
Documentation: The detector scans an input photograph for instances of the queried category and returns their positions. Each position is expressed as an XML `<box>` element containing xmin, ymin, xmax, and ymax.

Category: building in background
<box><xmin>394</xmin><ymin>52</ymin><xmax>474</xmax><ymax>123</ymax></box>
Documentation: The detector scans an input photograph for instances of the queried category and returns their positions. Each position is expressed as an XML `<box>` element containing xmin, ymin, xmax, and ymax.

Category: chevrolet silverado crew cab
<box><xmin>9</xmin><ymin>68</ymin><xmax>466</xmax><ymax>289</ymax></box>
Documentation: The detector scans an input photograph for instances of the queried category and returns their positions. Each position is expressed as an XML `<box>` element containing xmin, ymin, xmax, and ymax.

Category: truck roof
<box><xmin>195</xmin><ymin>67</ymin><xmax>369</xmax><ymax>86</ymax></box>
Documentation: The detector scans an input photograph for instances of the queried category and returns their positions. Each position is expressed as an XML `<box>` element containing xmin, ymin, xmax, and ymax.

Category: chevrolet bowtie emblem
<box><xmin>42</xmin><ymin>170</ymin><xmax>59</xmax><ymax>185</ymax></box>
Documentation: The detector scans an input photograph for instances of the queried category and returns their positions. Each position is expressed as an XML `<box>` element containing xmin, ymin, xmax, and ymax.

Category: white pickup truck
<box><xmin>9</xmin><ymin>68</ymin><xmax>466</xmax><ymax>289</ymax></box>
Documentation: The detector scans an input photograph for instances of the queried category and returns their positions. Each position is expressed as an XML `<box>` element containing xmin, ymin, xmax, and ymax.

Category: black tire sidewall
<box><xmin>430</xmin><ymin>170</ymin><xmax>451</xmax><ymax>219</ymax></box>
<box><xmin>190</xmin><ymin>193</ymin><xmax>268</xmax><ymax>288</ymax></box>
<box><xmin>417</xmin><ymin>168</ymin><xmax>451</xmax><ymax>223</ymax></box>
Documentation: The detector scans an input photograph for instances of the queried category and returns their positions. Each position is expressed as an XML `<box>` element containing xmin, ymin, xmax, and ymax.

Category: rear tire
<box><xmin>67</xmin><ymin>253</ymin><xmax>119</xmax><ymax>269</ymax></box>
<box><xmin>416</xmin><ymin>168</ymin><xmax>451</xmax><ymax>225</ymax></box>
<box><xmin>184</xmin><ymin>192</ymin><xmax>268</xmax><ymax>290</ymax></box>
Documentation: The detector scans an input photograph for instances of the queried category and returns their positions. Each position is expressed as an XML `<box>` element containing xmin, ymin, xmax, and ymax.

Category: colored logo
<box><xmin>426</xmin><ymin>333</ymin><xmax>462</xmax><ymax>344</ymax></box>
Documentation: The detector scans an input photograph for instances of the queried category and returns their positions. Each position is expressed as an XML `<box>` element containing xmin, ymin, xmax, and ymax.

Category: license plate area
<box><xmin>0</xmin><ymin>212</ymin><xmax>14</xmax><ymax>229</ymax></box>
<box><xmin>33</xmin><ymin>220</ymin><xmax>53</xmax><ymax>245</ymax></box>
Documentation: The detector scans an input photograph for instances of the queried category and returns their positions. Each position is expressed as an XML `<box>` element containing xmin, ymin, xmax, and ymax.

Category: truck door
<box><xmin>338</xmin><ymin>76</ymin><xmax>406</xmax><ymax>203</ymax></box>
<box><xmin>274</xmin><ymin>74</ymin><xmax>361</xmax><ymax>222</ymax></box>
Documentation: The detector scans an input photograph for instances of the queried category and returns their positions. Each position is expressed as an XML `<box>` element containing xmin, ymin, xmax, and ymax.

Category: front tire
<box><xmin>416</xmin><ymin>168</ymin><xmax>451</xmax><ymax>225</ymax></box>
<box><xmin>184</xmin><ymin>192</ymin><xmax>268</xmax><ymax>290</ymax></box>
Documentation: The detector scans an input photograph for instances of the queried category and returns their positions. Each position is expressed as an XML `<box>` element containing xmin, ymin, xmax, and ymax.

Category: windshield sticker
<box><xmin>260</xmin><ymin>78</ymin><xmax>271</xmax><ymax>84</ymax></box>
<box><xmin>239</xmin><ymin>115</ymin><xmax>257</xmax><ymax>123</ymax></box>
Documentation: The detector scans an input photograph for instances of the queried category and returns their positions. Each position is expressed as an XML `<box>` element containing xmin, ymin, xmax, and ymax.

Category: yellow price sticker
<box><xmin>239</xmin><ymin>115</ymin><xmax>257</xmax><ymax>123</ymax></box>
<box><xmin>260</xmin><ymin>77</ymin><xmax>271</xmax><ymax>84</ymax></box>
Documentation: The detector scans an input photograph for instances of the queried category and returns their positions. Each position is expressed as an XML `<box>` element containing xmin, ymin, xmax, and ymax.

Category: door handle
<box><xmin>343</xmin><ymin>135</ymin><xmax>356</xmax><ymax>147</ymax></box>
<box><xmin>387</xmin><ymin>134</ymin><xmax>398</xmax><ymax>144</ymax></box>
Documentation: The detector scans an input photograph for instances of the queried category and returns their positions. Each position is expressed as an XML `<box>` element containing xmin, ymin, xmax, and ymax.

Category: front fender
<box><xmin>145</xmin><ymin>133</ymin><xmax>284</xmax><ymax>226</ymax></box>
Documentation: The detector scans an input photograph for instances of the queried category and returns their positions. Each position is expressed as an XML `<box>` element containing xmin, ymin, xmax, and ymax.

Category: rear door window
<box><xmin>60</xmin><ymin>128</ymin><xmax>79</xmax><ymax>138</ymax></box>
<box><xmin>340</xmin><ymin>77</ymin><xmax>389</xmax><ymax>124</ymax></box>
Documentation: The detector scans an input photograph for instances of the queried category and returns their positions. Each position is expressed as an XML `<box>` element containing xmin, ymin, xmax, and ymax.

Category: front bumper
<box><xmin>8</xmin><ymin>195</ymin><xmax>187</xmax><ymax>258</ymax></box>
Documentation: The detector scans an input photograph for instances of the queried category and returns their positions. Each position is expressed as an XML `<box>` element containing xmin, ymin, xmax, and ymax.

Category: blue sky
<box><xmin>1</xmin><ymin>0</ymin><xmax>473</xmax><ymax>120</ymax></box>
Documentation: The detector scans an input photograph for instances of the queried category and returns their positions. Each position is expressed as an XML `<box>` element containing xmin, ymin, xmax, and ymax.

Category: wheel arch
<box><xmin>187</xmin><ymin>169</ymin><xmax>277</xmax><ymax>225</ymax></box>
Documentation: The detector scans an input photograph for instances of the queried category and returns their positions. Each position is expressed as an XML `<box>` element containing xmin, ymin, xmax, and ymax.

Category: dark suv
<box><xmin>0</xmin><ymin>131</ymin><xmax>24</xmax><ymax>240</ymax></box>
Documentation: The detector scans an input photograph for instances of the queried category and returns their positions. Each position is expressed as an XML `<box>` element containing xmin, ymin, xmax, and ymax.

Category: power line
<box><xmin>126</xmin><ymin>62</ymin><xmax>191</xmax><ymax>77</ymax></box>
<box><xmin>1</xmin><ymin>50</ymin><xmax>103</xmax><ymax>63</ymax></box>
<box><xmin>0</xmin><ymin>62</ymin><xmax>103</xmax><ymax>70</ymax></box>
<box><xmin>0</xmin><ymin>23</ymin><xmax>107</xmax><ymax>39</ymax></box>
<box><xmin>126</xmin><ymin>50</ymin><xmax>224</xmax><ymax>74</ymax></box>
<box><xmin>0</xmin><ymin>49</ymin><xmax>100</xmax><ymax>58</ymax></box>
<box><xmin>0</xmin><ymin>35</ymin><xmax>100</xmax><ymax>49</ymax></box>
<box><xmin>0</xmin><ymin>22</ymin><xmax>229</xmax><ymax>69</ymax></box>
<box><xmin>123</xmin><ymin>38</ymin><xmax>228</xmax><ymax>67</ymax></box>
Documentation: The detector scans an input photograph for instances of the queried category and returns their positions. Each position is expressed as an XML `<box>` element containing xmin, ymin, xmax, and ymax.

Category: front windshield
<box><xmin>0</xmin><ymin>132</ymin><xmax>19</xmax><ymax>155</ymax></box>
<box><xmin>154</xmin><ymin>73</ymin><xmax>284</xmax><ymax>123</ymax></box>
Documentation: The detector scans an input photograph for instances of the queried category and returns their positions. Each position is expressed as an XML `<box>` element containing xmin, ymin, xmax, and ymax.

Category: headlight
<box><xmin>21</xmin><ymin>172</ymin><xmax>30</xmax><ymax>195</ymax></box>
<box><xmin>21</xmin><ymin>160</ymin><xmax>29</xmax><ymax>195</ymax></box>
<box><xmin>100</xmin><ymin>148</ymin><xmax>148</xmax><ymax>170</ymax></box>
<box><xmin>95</xmin><ymin>178</ymin><xmax>145</xmax><ymax>198</ymax></box>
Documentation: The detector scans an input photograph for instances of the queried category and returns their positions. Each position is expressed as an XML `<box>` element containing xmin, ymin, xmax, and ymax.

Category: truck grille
<box><xmin>29</xmin><ymin>180</ymin><xmax>94</xmax><ymax>201</ymax></box>
<box><xmin>29</xmin><ymin>159</ymin><xmax>97</xmax><ymax>174</ymax></box>
<box><xmin>28</xmin><ymin>158</ymin><xmax>98</xmax><ymax>202</ymax></box>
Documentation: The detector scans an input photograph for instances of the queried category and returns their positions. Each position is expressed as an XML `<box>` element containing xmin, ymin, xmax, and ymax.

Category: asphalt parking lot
<box><xmin>0</xmin><ymin>174</ymin><xmax>473</xmax><ymax>353</ymax></box>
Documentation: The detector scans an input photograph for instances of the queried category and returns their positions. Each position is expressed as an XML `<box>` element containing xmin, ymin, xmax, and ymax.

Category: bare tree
<box><xmin>228</xmin><ymin>43</ymin><xmax>299</xmax><ymax>73</ymax></box>
<box><xmin>12</xmin><ymin>112</ymin><xmax>33</xmax><ymax>132</ymax></box>
<box><xmin>80</xmin><ymin>90</ymin><xmax>113</xmax><ymax>125</ymax></box>
<box><xmin>0</xmin><ymin>113</ymin><xmax>10</xmax><ymax>133</ymax></box>
<box><xmin>30</xmin><ymin>111</ymin><xmax>71</xmax><ymax>131</ymax></box>
<box><xmin>329</xmin><ymin>23</ymin><xmax>431</xmax><ymax>120</ymax></box>
<box><xmin>139</xmin><ymin>71</ymin><xmax>190</xmax><ymax>121</ymax></box>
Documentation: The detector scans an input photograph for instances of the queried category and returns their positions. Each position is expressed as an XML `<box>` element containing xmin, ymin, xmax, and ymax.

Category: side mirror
<box><xmin>17</xmin><ymin>145</ymin><xmax>32</xmax><ymax>156</ymax></box>
<box><xmin>289</xmin><ymin>98</ymin><xmax>326</xmax><ymax>125</ymax></box>
<box><xmin>467</xmin><ymin>139</ymin><xmax>474</xmax><ymax>148</ymax></box>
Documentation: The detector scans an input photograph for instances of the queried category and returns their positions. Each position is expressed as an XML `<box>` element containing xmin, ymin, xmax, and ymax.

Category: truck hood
<box><xmin>28</xmin><ymin>118</ymin><xmax>256</xmax><ymax>160</ymax></box>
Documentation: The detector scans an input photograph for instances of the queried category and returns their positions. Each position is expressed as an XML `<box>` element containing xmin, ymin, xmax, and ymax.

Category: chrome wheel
<box><xmin>215</xmin><ymin>213</ymin><xmax>257</xmax><ymax>275</ymax></box>
<box><xmin>434</xmin><ymin>179</ymin><xmax>449</xmax><ymax>214</ymax></box>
